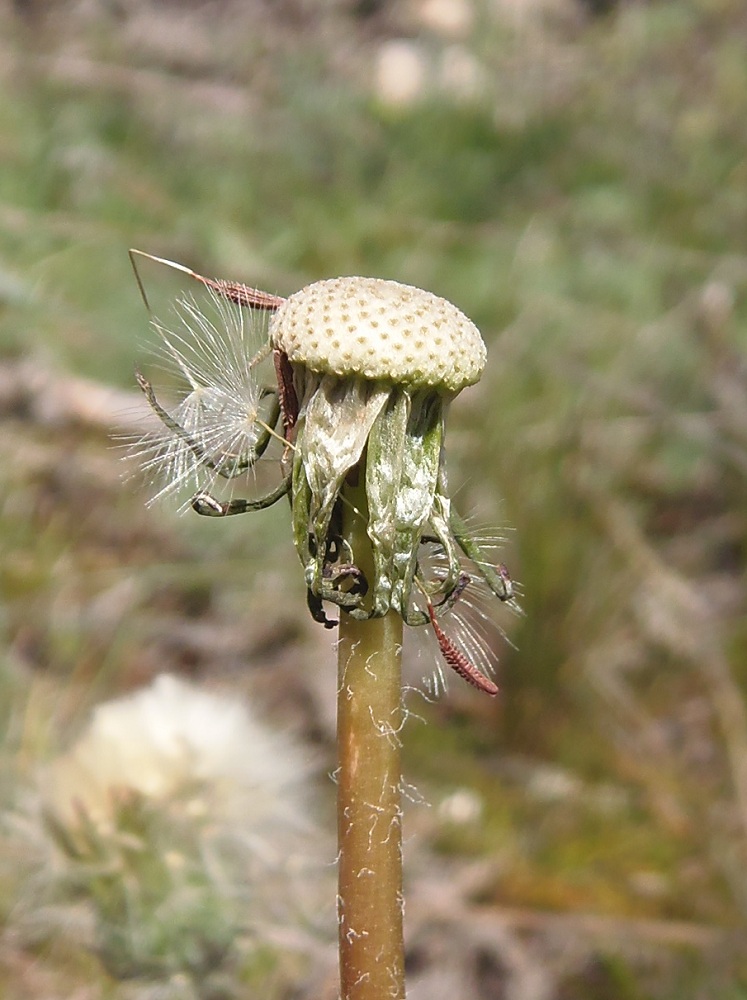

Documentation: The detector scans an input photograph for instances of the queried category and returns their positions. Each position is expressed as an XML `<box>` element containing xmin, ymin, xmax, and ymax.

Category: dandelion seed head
<box><xmin>22</xmin><ymin>674</ymin><xmax>328</xmax><ymax>987</ymax></box>
<box><xmin>43</xmin><ymin>674</ymin><xmax>311</xmax><ymax>834</ymax></box>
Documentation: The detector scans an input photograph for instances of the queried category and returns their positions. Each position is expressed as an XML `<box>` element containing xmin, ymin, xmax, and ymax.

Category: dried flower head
<box><xmin>34</xmin><ymin>675</ymin><xmax>322</xmax><ymax>987</ymax></box>
<box><xmin>44</xmin><ymin>674</ymin><xmax>310</xmax><ymax>833</ymax></box>
<box><xmin>130</xmin><ymin>255</ymin><xmax>519</xmax><ymax>694</ymax></box>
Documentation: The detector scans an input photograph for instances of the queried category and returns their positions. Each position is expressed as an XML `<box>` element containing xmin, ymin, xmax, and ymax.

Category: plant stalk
<box><xmin>337</xmin><ymin>472</ymin><xmax>405</xmax><ymax>1000</ymax></box>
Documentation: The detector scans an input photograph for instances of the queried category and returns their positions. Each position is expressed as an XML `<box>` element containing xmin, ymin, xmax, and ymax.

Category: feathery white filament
<box><xmin>413</xmin><ymin>523</ymin><xmax>522</xmax><ymax>698</ymax></box>
<box><xmin>130</xmin><ymin>290</ymin><xmax>269</xmax><ymax>504</ymax></box>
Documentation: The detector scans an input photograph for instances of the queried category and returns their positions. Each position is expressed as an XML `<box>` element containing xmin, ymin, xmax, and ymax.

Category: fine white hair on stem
<box><xmin>126</xmin><ymin>288</ymin><xmax>272</xmax><ymax>505</ymax></box>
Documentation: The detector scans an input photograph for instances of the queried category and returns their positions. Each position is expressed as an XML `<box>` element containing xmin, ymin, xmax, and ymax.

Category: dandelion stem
<box><xmin>337</xmin><ymin>467</ymin><xmax>405</xmax><ymax>1000</ymax></box>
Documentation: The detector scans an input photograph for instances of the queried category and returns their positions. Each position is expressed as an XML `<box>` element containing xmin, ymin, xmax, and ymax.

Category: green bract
<box><xmin>270</xmin><ymin>276</ymin><xmax>489</xmax><ymax>624</ymax></box>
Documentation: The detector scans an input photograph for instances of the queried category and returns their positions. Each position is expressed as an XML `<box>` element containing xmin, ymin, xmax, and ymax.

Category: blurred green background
<box><xmin>1</xmin><ymin>0</ymin><xmax>746</xmax><ymax>997</ymax></box>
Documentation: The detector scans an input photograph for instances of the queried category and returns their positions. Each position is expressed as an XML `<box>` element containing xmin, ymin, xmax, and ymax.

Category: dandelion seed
<box><xmin>127</xmin><ymin>286</ymin><xmax>276</xmax><ymax>506</ymax></box>
<box><xmin>405</xmin><ymin>518</ymin><xmax>522</xmax><ymax>697</ymax></box>
<box><xmin>427</xmin><ymin>597</ymin><xmax>499</xmax><ymax>695</ymax></box>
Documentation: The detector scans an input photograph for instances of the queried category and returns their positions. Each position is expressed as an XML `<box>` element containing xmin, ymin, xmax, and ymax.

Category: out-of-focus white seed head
<box><xmin>270</xmin><ymin>276</ymin><xmax>486</xmax><ymax>394</ymax></box>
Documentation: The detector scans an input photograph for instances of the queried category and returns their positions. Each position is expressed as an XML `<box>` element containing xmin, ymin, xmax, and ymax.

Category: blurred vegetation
<box><xmin>0</xmin><ymin>0</ymin><xmax>746</xmax><ymax>997</ymax></box>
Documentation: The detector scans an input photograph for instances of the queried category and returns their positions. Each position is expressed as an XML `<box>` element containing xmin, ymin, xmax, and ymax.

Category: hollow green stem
<box><xmin>337</xmin><ymin>470</ymin><xmax>405</xmax><ymax>1000</ymax></box>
